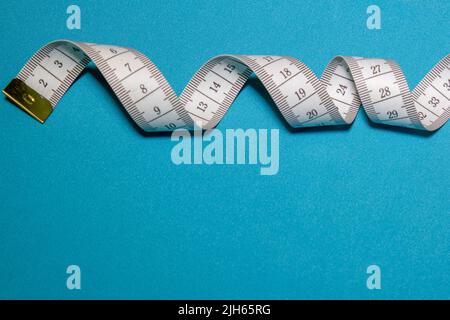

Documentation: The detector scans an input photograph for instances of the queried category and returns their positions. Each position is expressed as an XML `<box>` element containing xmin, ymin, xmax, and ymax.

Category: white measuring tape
<box><xmin>3</xmin><ymin>40</ymin><xmax>449</xmax><ymax>132</ymax></box>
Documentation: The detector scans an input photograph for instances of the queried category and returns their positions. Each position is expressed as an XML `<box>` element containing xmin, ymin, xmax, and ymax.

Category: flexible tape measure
<box><xmin>3</xmin><ymin>40</ymin><xmax>449</xmax><ymax>132</ymax></box>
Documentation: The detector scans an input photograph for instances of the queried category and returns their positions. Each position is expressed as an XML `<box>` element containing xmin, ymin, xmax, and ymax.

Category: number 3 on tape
<box><xmin>3</xmin><ymin>40</ymin><xmax>449</xmax><ymax>132</ymax></box>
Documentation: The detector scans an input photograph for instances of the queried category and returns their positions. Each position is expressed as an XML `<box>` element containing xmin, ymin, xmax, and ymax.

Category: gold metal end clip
<box><xmin>3</xmin><ymin>78</ymin><xmax>53</xmax><ymax>123</ymax></box>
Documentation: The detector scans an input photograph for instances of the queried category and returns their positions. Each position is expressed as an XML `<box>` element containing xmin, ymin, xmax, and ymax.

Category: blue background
<box><xmin>0</xmin><ymin>0</ymin><xmax>449</xmax><ymax>299</ymax></box>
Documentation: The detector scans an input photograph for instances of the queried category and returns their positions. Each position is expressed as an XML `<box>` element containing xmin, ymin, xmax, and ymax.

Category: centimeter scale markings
<box><xmin>3</xmin><ymin>40</ymin><xmax>450</xmax><ymax>132</ymax></box>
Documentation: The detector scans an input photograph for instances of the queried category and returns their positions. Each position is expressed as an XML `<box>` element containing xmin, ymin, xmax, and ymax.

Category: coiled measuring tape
<box><xmin>3</xmin><ymin>40</ymin><xmax>449</xmax><ymax>132</ymax></box>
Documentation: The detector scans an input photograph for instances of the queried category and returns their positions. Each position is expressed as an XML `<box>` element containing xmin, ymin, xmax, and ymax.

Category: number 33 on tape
<box><xmin>3</xmin><ymin>40</ymin><xmax>449</xmax><ymax>132</ymax></box>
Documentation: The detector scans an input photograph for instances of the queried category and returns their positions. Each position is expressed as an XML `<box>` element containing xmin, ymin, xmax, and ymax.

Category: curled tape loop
<box><xmin>6</xmin><ymin>40</ymin><xmax>450</xmax><ymax>132</ymax></box>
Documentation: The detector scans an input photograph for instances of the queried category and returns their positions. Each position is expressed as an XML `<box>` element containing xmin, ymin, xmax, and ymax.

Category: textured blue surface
<box><xmin>0</xmin><ymin>0</ymin><xmax>449</xmax><ymax>299</ymax></box>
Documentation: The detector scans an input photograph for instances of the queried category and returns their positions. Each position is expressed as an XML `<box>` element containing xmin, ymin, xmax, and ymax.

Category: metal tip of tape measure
<box><xmin>3</xmin><ymin>78</ymin><xmax>53</xmax><ymax>123</ymax></box>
